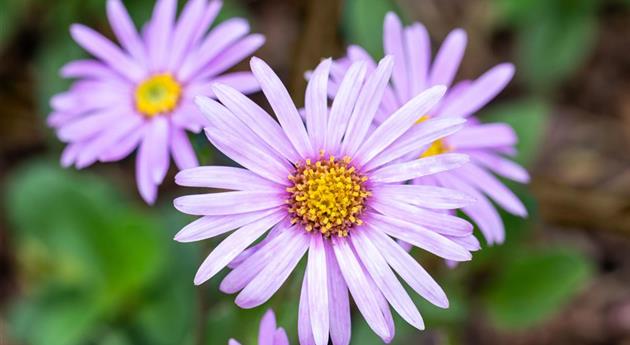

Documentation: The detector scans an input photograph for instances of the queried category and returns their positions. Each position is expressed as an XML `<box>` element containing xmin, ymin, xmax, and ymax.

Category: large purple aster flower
<box><xmin>48</xmin><ymin>0</ymin><xmax>264</xmax><ymax>204</ymax></box>
<box><xmin>229</xmin><ymin>309</ymin><xmax>289</xmax><ymax>345</ymax></box>
<box><xmin>174</xmin><ymin>56</ymin><xmax>480</xmax><ymax>344</ymax></box>
<box><xmin>332</xmin><ymin>12</ymin><xmax>529</xmax><ymax>244</ymax></box>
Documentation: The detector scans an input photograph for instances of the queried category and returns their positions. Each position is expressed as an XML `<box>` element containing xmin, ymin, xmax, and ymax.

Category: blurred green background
<box><xmin>2</xmin><ymin>0</ymin><xmax>630</xmax><ymax>344</ymax></box>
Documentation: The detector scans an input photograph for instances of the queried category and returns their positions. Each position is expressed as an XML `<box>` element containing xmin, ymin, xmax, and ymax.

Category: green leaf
<box><xmin>479</xmin><ymin>98</ymin><xmax>550</xmax><ymax>166</ymax></box>
<box><xmin>342</xmin><ymin>0</ymin><xmax>398</xmax><ymax>58</ymax></box>
<box><xmin>483</xmin><ymin>247</ymin><xmax>593</xmax><ymax>329</ymax></box>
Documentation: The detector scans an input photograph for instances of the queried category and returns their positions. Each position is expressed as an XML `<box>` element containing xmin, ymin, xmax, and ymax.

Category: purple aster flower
<box><xmin>48</xmin><ymin>0</ymin><xmax>264</xmax><ymax>204</ymax></box>
<box><xmin>174</xmin><ymin>56</ymin><xmax>479</xmax><ymax>344</ymax></box>
<box><xmin>229</xmin><ymin>309</ymin><xmax>289</xmax><ymax>345</ymax></box>
<box><xmin>332</xmin><ymin>12</ymin><xmax>529</xmax><ymax>245</ymax></box>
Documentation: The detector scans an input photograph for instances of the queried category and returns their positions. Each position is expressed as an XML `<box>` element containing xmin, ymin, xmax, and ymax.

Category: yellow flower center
<box><xmin>287</xmin><ymin>154</ymin><xmax>371</xmax><ymax>237</ymax></box>
<box><xmin>135</xmin><ymin>73</ymin><xmax>182</xmax><ymax>117</ymax></box>
<box><xmin>421</xmin><ymin>139</ymin><xmax>451</xmax><ymax>158</ymax></box>
<box><xmin>416</xmin><ymin>114</ymin><xmax>452</xmax><ymax>158</ymax></box>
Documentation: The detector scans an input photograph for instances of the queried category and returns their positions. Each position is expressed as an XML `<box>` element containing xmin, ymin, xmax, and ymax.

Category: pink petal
<box><xmin>235</xmin><ymin>229</ymin><xmax>309</xmax><ymax>308</ymax></box>
<box><xmin>70</xmin><ymin>24</ymin><xmax>145</xmax><ymax>81</ymax></box>
<box><xmin>383</xmin><ymin>12</ymin><xmax>409</xmax><ymax>103</ymax></box>
<box><xmin>258</xmin><ymin>309</ymin><xmax>277</xmax><ymax>345</ymax></box>
<box><xmin>106</xmin><ymin>0</ymin><xmax>146</xmax><ymax>63</ymax></box>
<box><xmin>173</xmin><ymin>190</ymin><xmax>286</xmax><ymax>216</ymax></box>
<box><xmin>324</xmin><ymin>242</ymin><xmax>351</xmax><ymax>345</ymax></box>
<box><xmin>371</xmin><ymin>184</ymin><xmax>476</xmax><ymax>209</ymax></box>
<box><xmin>146</xmin><ymin>0</ymin><xmax>176</xmax><ymax>70</ymax></box>
<box><xmin>341</xmin><ymin>56</ymin><xmax>394</xmax><ymax>157</ymax></box>
<box><xmin>365</xmin><ymin>227</ymin><xmax>449</xmax><ymax>308</ymax></box>
<box><xmin>355</xmin><ymin>85</ymin><xmax>446</xmax><ymax>165</ymax></box>
<box><xmin>298</xmin><ymin>275</ymin><xmax>316</xmax><ymax>345</ymax></box>
<box><xmin>325</xmin><ymin>61</ymin><xmax>367</xmax><ymax>153</ymax></box>
<box><xmin>351</xmin><ymin>230</ymin><xmax>425</xmax><ymax>330</ymax></box>
<box><xmin>404</xmin><ymin>22</ymin><xmax>431</xmax><ymax>95</ymax></box>
<box><xmin>146</xmin><ymin>117</ymin><xmax>170</xmax><ymax>184</ymax></box>
<box><xmin>166</xmin><ymin>0</ymin><xmax>206</xmax><ymax>70</ymax></box>
<box><xmin>195</xmin><ymin>34</ymin><xmax>265</xmax><ymax>81</ymax></box>
<box><xmin>305</xmin><ymin>59</ymin><xmax>332</xmax><ymax>151</ymax></box>
<box><xmin>250</xmin><ymin>57</ymin><xmax>313</xmax><ymax>158</ymax></box>
<box><xmin>175</xmin><ymin>166</ymin><xmax>280</xmax><ymax>191</ymax></box>
<box><xmin>428</xmin><ymin>28</ymin><xmax>467</xmax><ymax>88</ymax></box>
<box><xmin>448</xmin><ymin>123</ymin><xmax>517</xmax><ymax>149</ymax></box>
<box><xmin>170</xmin><ymin>127</ymin><xmax>199</xmax><ymax>170</ymax></box>
<box><xmin>174</xmin><ymin>208</ymin><xmax>283</xmax><ymax>243</ymax></box>
<box><xmin>437</xmin><ymin>63</ymin><xmax>515</xmax><ymax>118</ymax></box>
<box><xmin>193</xmin><ymin>210</ymin><xmax>285</xmax><ymax>285</ymax></box>
<box><xmin>307</xmin><ymin>235</ymin><xmax>330</xmax><ymax>345</ymax></box>
<box><xmin>470</xmin><ymin>150</ymin><xmax>530</xmax><ymax>183</ymax></box>
<box><xmin>369</xmin><ymin>153</ymin><xmax>469</xmax><ymax>183</ymax></box>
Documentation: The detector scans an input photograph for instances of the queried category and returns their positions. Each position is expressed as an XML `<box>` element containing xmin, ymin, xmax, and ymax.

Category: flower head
<box><xmin>332</xmin><ymin>12</ymin><xmax>529</xmax><ymax>244</ymax></box>
<box><xmin>174</xmin><ymin>56</ymin><xmax>478</xmax><ymax>344</ymax></box>
<box><xmin>49</xmin><ymin>0</ymin><xmax>264</xmax><ymax>204</ymax></box>
<box><xmin>229</xmin><ymin>309</ymin><xmax>289</xmax><ymax>345</ymax></box>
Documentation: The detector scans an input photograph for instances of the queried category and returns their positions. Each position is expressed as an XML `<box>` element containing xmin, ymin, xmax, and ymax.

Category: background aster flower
<box><xmin>48</xmin><ymin>0</ymin><xmax>264</xmax><ymax>204</ymax></box>
<box><xmin>331</xmin><ymin>12</ymin><xmax>529</xmax><ymax>245</ymax></box>
<box><xmin>174</xmin><ymin>56</ymin><xmax>479</xmax><ymax>344</ymax></box>
<box><xmin>229</xmin><ymin>309</ymin><xmax>289</xmax><ymax>345</ymax></box>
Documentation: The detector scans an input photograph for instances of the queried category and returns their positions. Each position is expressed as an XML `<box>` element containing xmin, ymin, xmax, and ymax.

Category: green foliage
<box><xmin>495</xmin><ymin>0</ymin><xmax>598</xmax><ymax>90</ymax></box>
<box><xmin>5</xmin><ymin>161</ymin><xmax>195</xmax><ymax>345</ymax></box>
<box><xmin>483</xmin><ymin>247</ymin><xmax>593</xmax><ymax>329</ymax></box>
<box><xmin>341</xmin><ymin>0</ymin><xmax>398</xmax><ymax>58</ymax></box>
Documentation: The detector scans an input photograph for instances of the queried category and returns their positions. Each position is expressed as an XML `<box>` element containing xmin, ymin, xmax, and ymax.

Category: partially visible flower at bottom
<box><xmin>174</xmin><ymin>56</ymin><xmax>478</xmax><ymax>345</ymax></box>
<box><xmin>229</xmin><ymin>309</ymin><xmax>289</xmax><ymax>345</ymax></box>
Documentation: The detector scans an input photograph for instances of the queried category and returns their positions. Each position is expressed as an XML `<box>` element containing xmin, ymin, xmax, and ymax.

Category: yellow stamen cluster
<box><xmin>421</xmin><ymin>139</ymin><xmax>451</xmax><ymax>158</ymax></box>
<box><xmin>135</xmin><ymin>73</ymin><xmax>182</xmax><ymax>117</ymax></box>
<box><xmin>416</xmin><ymin>114</ymin><xmax>452</xmax><ymax>157</ymax></box>
<box><xmin>286</xmin><ymin>154</ymin><xmax>371</xmax><ymax>237</ymax></box>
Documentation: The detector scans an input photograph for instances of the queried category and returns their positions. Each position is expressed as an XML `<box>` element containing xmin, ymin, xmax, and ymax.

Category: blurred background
<box><xmin>1</xmin><ymin>0</ymin><xmax>630</xmax><ymax>344</ymax></box>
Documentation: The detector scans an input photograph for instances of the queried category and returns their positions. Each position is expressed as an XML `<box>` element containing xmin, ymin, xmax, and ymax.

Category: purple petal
<box><xmin>196</xmin><ymin>34</ymin><xmax>266</xmax><ymax>81</ymax></box>
<box><xmin>404</xmin><ymin>22</ymin><xmax>431</xmax><ymax>95</ymax></box>
<box><xmin>210</xmin><ymin>72</ymin><xmax>260</xmax><ymax>95</ymax></box>
<box><xmin>70</xmin><ymin>24</ymin><xmax>145</xmax><ymax>81</ymax></box>
<box><xmin>193</xmin><ymin>210</ymin><xmax>285</xmax><ymax>285</ymax></box>
<box><xmin>369</xmin><ymin>153</ymin><xmax>469</xmax><ymax>183</ymax></box>
<box><xmin>363</xmin><ymin>117</ymin><xmax>465</xmax><ymax>172</ymax></box>
<box><xmin>365</xmin><ymin>227</ymin><xmax>449</xmax><ymax>308</ymax></box>
<box><xmin>211</xmin><ymin>84</ymin><xmax>299</xmax><ymax>162</ymax></box>
<box><xmin>173</xmin><ymin>190</ymin><xmax>286</xmax><ymax>216</ymax></box>
<box><xmin>170</xmin><ymin>127</ymin><xmax>199</xmax><ymax>170</ymax></box>
<box><xmin>57</xmin><ymin>107</ymin><xmax>126</xmax><ymax>142</ymax></box>
<box><xmin>324</xmin><ymin>241</ymin><xmax>351</xmax><ymax>345</ymax></box>
<box><xmin>166</xmin><ymin>0</ymin><xmax>206</xmax><ymax>70</ymax></box>
<box><xmin>453</xmin><ymin>163</ymin><xmax>527</xmax><ymax>217</ymax></box>
<box><xmin>372</xmin><ymin>183</ymin><xmax>476</xmax><ymax>209</ymax></box>
<box><xmin>61</xmin><ymin>59</ymin><xmax>120</xmax><ymax>80</ymax></box>
<box><xmin>437</xmin><ymin>63</ymin><xmax>515</xmax><ymax>118</ymax></box>
<box><xmin>469</xmin><ymin>150</ymin><xmax>530</xmax><ymax>183</ymax></box>
<box><xmin>191</xmin><ymin>0</ymin><xmax>222</xmax><ymax>44</ymax></box>
<box><xmin>136</xmin><ymin>131</ymin><xmax>158</xmax><ymax>204</ymax></box>
<box><xmin>428</xmin><ymin>29</ymin><xmax>467</xmax><ymax>88</ymax></box>
<box><xmin>355</xmin><ymin>85</ymin><xmax>446</xmax><ymax>165</ymax></box>
<box><xmin>307</xmin><ymin>235</ymin><xmax>330</xmax><ymax>345</ymax></box>
<box><xmin>220</xmin><ymin>221</ymin><xmax>292</xmax><ymax>293</ymax></box>
<box><xmin>448</xmin><ymin>123</ymin><xmax>517</xmax><ymax>149</ymax></box>
<box><xmin>383</xmin><ymin>12</ymin><xmax>409</xmax><ymax>103</ymax></box>
<box><xmin>274</xmin><ymin>328</ymin><xmax>290</xmax><ymax>345</ymax></box>
<box><xmin>368</xmin><ymin>213</ymin><xmax>472</xmax><ymax>261</ymax></box>
<box><xmin>351</xmin><ymin>230</ymin><xmax>425</xmax><ymax>330</ymax></box>
<box><xmin>305</xmin><ymin>59</ymin><xmax>332</xmax><ymax>151</ymax></box>
<box><xmin>435</xmin><ymin>172</ymin><xmax>505</xmax><ymax>244</ymax></box>
<box><xmin>341</xmin><ymin>56</ymin><xmax>394</xmax><ymax>157</ymax></box>
<box><xmin>235</xmin><ymin>229</ymin><xmax>309</xmax><ymax>308</ymax></box>
<box><xmin>332</xmin><ymin>237</ymin><xmax>392</xmax><ymax>341</ymax></box>
<box><xmin>258</xmin><ymin>309</ymin><xmax>277</xmax><ymax>345</ymax></box>
<box><xmin>178</xmin><ymin>18</ymin><xmax>250</xmax><ymax>81</ymax></box>
<box><xmin>106</xmin><ymin>0</ymin><xmax>146</xmax><ymax>63</ymax></box>
<box><xmin>250</xmin><ymin>57</ymin><xmax>313</xmax><ymax>158</ymax></box>
<box><xmin>370</xmin><ymin>198</ymin><xmax>473</xmax><ymax>237</ymax></box>
<box><xmin>325</xmin><ymin>61</ymin><xmax>367</xmax><ymax>153</ymax></box>
<box><xmin>146</xmin><ymin>117</ymin><xmax>170</xmax><ymax>184</ymax></box>
<box><xmin>98</xmin><ymin>126</ymin><xmax>144</xmax><ymax>162</ymax></box>
<box><xmin>228</xmin><ymin>340</ymin><xmax>241</xmax><ymax>345</ymax></box>
<box><xmin>299</xmin><ymin>275</ymin><xmax>316</xmax><ymax>345</ymax></box>
<box><xmin>175</xmin><ymin>166</ymin><xmax>280</xmax><ymax>191</ymax></box>
<box><xmin>174</xmin><ymin>208</ymin><xmax>282</xmax><ymax>243</ymax></box>
<box><xmin>146</xmin><ymin>0</ymin><xmax>176</xmax><ymax>70</ymax></box>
